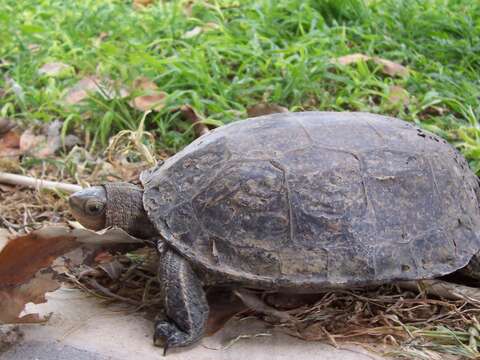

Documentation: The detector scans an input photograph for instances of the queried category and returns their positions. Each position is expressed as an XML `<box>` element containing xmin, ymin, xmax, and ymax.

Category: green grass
<box><xmin>1</xmin><ymin>0</ymin><xmax>480</xmax><ymax>170</ymax></box>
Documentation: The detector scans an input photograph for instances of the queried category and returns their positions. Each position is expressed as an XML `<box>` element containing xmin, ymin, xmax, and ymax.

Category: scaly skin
<box><xmin>154</xmin><ymin>248</ymin><xmax>209</xmax><ymax>352</ymax></box>
<box><xmin>69</xmin><ymin>183</ymin><xmax>209</xmax><ymax>352</ymax></box>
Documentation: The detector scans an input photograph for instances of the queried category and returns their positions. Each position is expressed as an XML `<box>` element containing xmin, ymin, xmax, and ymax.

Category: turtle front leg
<box><xmin>154</xmin><ymin>248</ymin><xmax>209</xmax><ymax>352</ymax></box>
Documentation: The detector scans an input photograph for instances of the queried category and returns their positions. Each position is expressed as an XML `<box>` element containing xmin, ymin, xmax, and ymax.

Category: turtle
<box><xmin>68</xmin><ymin>111</ymin><xmax>480</xmax><ymax>351</ymax></box>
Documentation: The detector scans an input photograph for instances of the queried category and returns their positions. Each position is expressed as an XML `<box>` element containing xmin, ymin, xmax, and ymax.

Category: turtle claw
<box><xmin>153</xmin><ymin>320</ymin><xmax>184</xmax><ymax>354</ymax></box>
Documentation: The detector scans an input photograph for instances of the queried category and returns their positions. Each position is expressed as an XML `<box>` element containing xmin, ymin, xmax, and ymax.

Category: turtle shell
<box><xmin>141</xmin><ymin>112</ymin><xmax>480</xmax><ymax>289</ymax></box>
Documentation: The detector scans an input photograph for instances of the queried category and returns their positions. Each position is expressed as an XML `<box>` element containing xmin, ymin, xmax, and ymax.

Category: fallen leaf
<box><xmin>332</xmin><ymin>53</ymin><xmax>370</xmax><ymax>65</ymax></box>
<box><xmin>64</xmin><ymin>76</ymin><xmax>129</xmax><ymax>105</ymax></box>
<box><xmin>64</xmin><ymin>77</ymin><xmax>99</xmax><ymax>104</ymax></box>
<box><xmin>67</xmin><ymin>222</ymin><xmax>143</xmax><ymax>244</ymax></box>
<box><xmin>0</xmin><ymin>129</ymin><xmax>21</xmax><ymax>157</ymax></box>
<box><xmin>0</xmin><ymin>118</ymin><xmax>15</xmax><ymax>135</ymax></box>
<box><xmin>0</xmin><ymin>231</ymin><xmax>77</xmax><ymax>286</ymax></box>
<box><xmin>182</xmin><ymin>0</ymin><xmax>195</xmax><ymax>17</ymax></box>
<box><xmin>130</xmin><ymin>77</ymin><xmax>167</xmax><ymax>112</ymax></box>
<box><xmin>331</xmin><ymin>53</ymin><xmax>409</xmax><ymax>77</ymax></box>
<box><xmin>38</xmin><ymin>62</ymin><xmax>73</xmax><ymax>77</ymax></box>
<box><xmin>0</xmin><ymin>229</ymin><xmax>78</xmax><ymax>323</ymax></box>
<box><xmin>19</xmin><ymin>130</ymin><xmax>46</xmax><ymax>155</ymax></box>
<box><xmin>0</xmin><ymin>224</ymin><xmax>142</xmax><ymax>324</ymax></box>
<box><xmin>93</xmin><ymin>32</ymin><xmax>109</xmax><ymax>47</ymax></box>
<box><xmin>204</xmin><ymin>22</ymin><xmax>220</xmax><ymax>31</ymax></box>
<box><xmin>247</xmin><ymin>103</ymin><xmax>289</xmax><ymax>118</ymax></box>
<box><xmin>133</xmin><ymin>0</ymin><xmax>154</xmax><ymax>8</ymax></box>
<box><xmin>27</xmin><ymin>44</ymin><xmax>41</xmax><ymax>53</ymax></box>
<box><xmin>180</xmin><ymin>105</ymin><xmax>209</xmax><ymax>137</ymax></box>
<box><xmin>0</xmin><ymin>273</ymin><xmax>60</xmax><ymax>324</ymax></box>
<box><xmin>18</xmin><ymin>120</ymin><xmax>79</xmax><ymax>158</ymax></box>
<box><xmin>131</xmin><ymin>77</ymin><xmax>158</xmax><ymax>91</ymax></box>
<box><xmin>374</xmin><ymin>58</ymin><xmax>409</xmax><ymax>77</ymax></box>
<box><xmin>387</xmin><ymin>85</ymin><xmax>410</xmax><ymax>107</ymax></box>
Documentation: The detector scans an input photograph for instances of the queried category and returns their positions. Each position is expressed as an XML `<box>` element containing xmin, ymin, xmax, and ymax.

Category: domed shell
<box><xmin>141</xmin><ymin>112</ymin><xmax>480</xmax><ymax>288</ymax></box>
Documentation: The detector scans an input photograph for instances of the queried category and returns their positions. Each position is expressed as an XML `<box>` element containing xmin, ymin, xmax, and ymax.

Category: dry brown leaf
<box><xmin>68</xmin><ymin>222</ymin><xmax>143</xmax><ymax>244</ymax></box>
<box><xmin>0</xmin><ymin>224</ymin><xmax>143</xmax><ymax>324</ymax></box>
<box><xmin>0</xmin><ymin>231</ymin><xmax>77</xmax><ymax>286</ymax></box>
<box><xmin>64</xmin><ymin>76</ymin><xmax>129</xmax><ymax>105</ymax></box>
<box><xmin>331</xmin><ymin>53</ymin><xmax>409</xmax><ymax>77</ymax></box>
<box><xmin>332</xmin><ymin>53</ymin><xmax>370</xmax><ymax>65</ymax></box>
<box><xmin>64</xmin><ymin>76</ymin><xmax>101</xmax><ymax>104</ymax></box>
<box><xmin>133</xmin><ymin>0</ymin><xmax>155</xmax><ymax>8</ymax></box>
<box><xmin>180</xmin><ymin>105</ymin><xmax>209</xmax><ymax>137</ymax></box>
<box><xmin>130</xmin><ymin>77</ymin><xmax>167</xmax><ymax>112</ymax></box>
<box><xmin>0</xmin><ymin>230</ymin><xmax>78</xmax><ymax>324</ymax></box>
<box><xmin>132</xmin><ymin>77</ymin><xmax>158</xmax><ymax>91</ymax></box>
<box><xmin>0</xmin><ymin>129</ymin><xmax>21</xmax><ymax>158</ymax></box>
<box><xmin>0</xmin><ymin>273</ymin><xmax>60</xmax><ymax>324</ymax></box>
<box><xmin>247</xmin><ymin>103</ymin><xmax>289</xmax><ymax>118</ymax></box>
<box><xmin>387</xmin><ymin>85</ymin><xmax>410</xmax><ymax>107</ymax></box>
<box><xmin>27</xmin><ymin>44</ymin><xmax>41</xmax><ymax>53</ymax></box>
<box><xmin>182</xmin><ymin>0</ymin><xmax>195</xmax><ymax>17</ymax></box>
<box><xmin>374</xmin><ymin>58</ymin><xmax>409</xmax><ymax>77</ymax></box>
<box><xmin>18</xmin><ymin>121</ymin><xmax>79</xmax><ymax>158</ymax></box>
<box><xmin>204</xmin><ymin>22</ymin><xmax>220</xmax><ymax>31</ymax></box>
<box><xmin>93</xmin><ymin>32</ymin><xmax>109</xmax><ymax>47</ymax></box>
<box><xmin>131</xmin><ymin>93</ymin><xmax>167</xmax><ymax>112</ymax></box>
<box><xmin>0</xmin><ymin>118</ymin><xmax>15</xmax><ymax>135</ymax></box>
<box><xmin>19</xmin><ymin>130</ymin><xmax>47</xmax><ymax>155</ymax></box>
<box><xmin>38</xmin><ymin>62</ymin><xmax>73</xmax><ymax>77</ymax></box>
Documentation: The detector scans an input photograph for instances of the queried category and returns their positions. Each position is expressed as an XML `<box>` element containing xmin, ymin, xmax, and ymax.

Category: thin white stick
<box><xmin>0</xmin><ymin>172</ymin><xmax>82</xmax><ymax>193</ymax></box>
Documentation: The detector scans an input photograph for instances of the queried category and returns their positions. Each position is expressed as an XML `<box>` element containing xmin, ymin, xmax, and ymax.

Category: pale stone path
<box><xmin>2</xmin><ymin>287</ymin><xmax>385</xmax><ymax>360</ymax></box>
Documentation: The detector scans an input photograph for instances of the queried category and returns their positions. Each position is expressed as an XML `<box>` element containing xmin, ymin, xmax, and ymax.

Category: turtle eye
<box><xmin>85</xmin><ymin>199</ymin><xmax>105</xmax><ymax>216</ymax></box>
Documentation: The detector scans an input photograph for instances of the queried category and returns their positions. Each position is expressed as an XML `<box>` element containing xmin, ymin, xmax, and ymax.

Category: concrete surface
<box><xmin>1</xmin><ymin>287</ymin><xmax>385</xmax><ymax>360</ymax></box>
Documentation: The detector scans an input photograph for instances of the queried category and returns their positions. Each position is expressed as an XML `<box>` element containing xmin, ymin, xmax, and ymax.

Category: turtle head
<box><xmin>69</xmin><ymin>182</ymin><xmax>157</xmax><ymax>239</ymax></box>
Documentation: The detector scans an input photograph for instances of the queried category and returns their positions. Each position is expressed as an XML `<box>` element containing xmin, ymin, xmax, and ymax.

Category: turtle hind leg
<box><xmin>460</xmin><ymin>252</ymin><xmax>480</xmax><ymax>280</ymax></box>
<box><xmin>154</xmin><ymin>249</ymin><xmax>209</xmax><ymax>352</ymax></box>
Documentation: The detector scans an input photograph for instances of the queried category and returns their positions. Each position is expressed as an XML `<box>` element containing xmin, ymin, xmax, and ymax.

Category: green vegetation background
<box><xmin>1</xmin><ymin>0</ymin><xmax>480</xmax><ymax>170</ymax></box>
